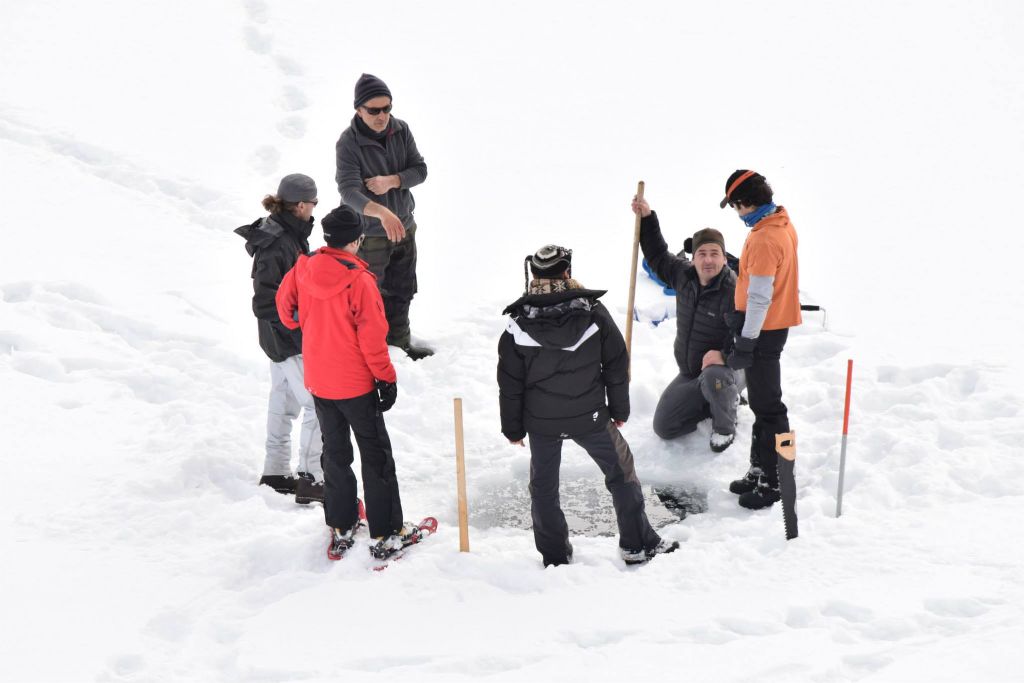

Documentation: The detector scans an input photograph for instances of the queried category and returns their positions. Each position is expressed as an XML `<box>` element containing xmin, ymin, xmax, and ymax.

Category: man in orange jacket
<box><xmin>720</xmin><ymin>170</ymin><xmax>801</xmax><ymax>510</ymax></box>
<box><xmin>276</xmin><ymin>205</ymin><xmax>415</xmax><ymax>560</ymax></box>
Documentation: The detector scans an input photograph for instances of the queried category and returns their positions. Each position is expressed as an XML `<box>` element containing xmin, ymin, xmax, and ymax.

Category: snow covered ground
<box><xmin>2</xmin><ymin>2</ymin><xmax>1023</xmax><ymax>681</ymax></box>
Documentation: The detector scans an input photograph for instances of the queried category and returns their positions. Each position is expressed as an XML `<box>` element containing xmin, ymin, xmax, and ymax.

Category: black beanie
<box><xmin>529</xmin><ymin>244</ymin><xmax>572</xmax><ymax>278</ymax></box>
<box><xmin>322</xmin><ymin>206</ymin><xmax>363</xmax><ymax>248</ymax></box>
<box><xmin>719</xmin><ymin>169</ymin><xmax>771</xmax><ymax>208</ymax></box>
<box><xmin>353</xmin><ymin>73</ymin><xmax>392</xmax><ymax>108</ymax></box>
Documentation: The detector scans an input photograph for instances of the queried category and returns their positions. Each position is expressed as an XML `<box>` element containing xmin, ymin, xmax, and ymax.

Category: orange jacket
<box><xmin>735</xmin><ymin>206</ymin><xmax>802</xmax><ymax>330</ymax></box>
<box><xmin>276</xmin><ymin>248</ymin><xmax>396</xmax><ymax>400</ymax></box>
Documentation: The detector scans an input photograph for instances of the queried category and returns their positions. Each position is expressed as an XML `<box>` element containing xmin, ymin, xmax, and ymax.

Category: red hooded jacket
<box><xmin>276</xmin><ymin>247</ymin><xmax>396</xmax><ymax>400</ymax></box>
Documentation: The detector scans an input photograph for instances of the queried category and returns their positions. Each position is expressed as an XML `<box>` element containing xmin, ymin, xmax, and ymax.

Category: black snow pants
<box><xmin>313</xmin><ymin>391</ymin><xmax>404</xmax><ymax>538</ymax></box>
<box><xmin>528</xmin><ymin>422</ymin><xmax>661</xmax><ymax>565</ymax></box>
<box><xmin>744</xmin><ymin>328</ymin><xmax>790</xmax><ymax>487</ymax></box>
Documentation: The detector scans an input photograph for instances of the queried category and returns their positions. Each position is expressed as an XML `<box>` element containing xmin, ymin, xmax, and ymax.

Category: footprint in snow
<box><xmin>276</xmin><ymin>115</ymin><xmax>307</xmax><ymax>139</ymax></box>
<box><xmin>242</xmin><ymin>25</ymin><xmax>272</xmax><ymax>55</ymax></box>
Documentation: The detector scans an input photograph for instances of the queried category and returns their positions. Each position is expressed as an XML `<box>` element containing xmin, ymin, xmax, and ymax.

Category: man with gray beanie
<box><xmin>235</xmin><ymin>173</ymin><xmax>323</xmax><ymax>502</ymax></box>
<box><xmin>630</xmin><ymin>194</ymin><xmax>742</xmax><ymax>453</ymax></box>
<box><xmin>335</xmin><ymin>73</ymin><xmax>432</xmax><ymax>361</ymax></box>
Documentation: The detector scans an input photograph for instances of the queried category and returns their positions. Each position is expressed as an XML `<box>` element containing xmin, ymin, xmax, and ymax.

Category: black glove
<box><xmin>727</xmin><ymin>335</ymin><xmax>757</xmax><ymax>370</ymax></box>
<box><xmin>724</xmin><ymin>310</ymin><xmax>746</xmax><ymax>335</ymax></box>
<box><xmin>683</xmin><ymin>237</ymin><xmax>693</xmax><ymax>254</ymax></box>
<box><xmin>375</xmin><ymin>380</ymin><xmax>397</xmax><ymax>412</ymax></box>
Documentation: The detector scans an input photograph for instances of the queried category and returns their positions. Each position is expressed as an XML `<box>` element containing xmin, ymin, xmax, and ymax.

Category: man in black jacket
<box><xmin>631</xmin><ymin>195</ymin><xmax>742</xmax><ymax>453</ymax></box>
<box><xmin>498</xmin><ymin>245</ymin><xmax>677</xmax><ymax>567</ymax></box>
<box><xmin>336</xmin><ymin>73</ymin><xmax>432</xmax><ymax>360</ymax></box>
<box><xmin>235</xmin><ymin>173</ymin><xmax>323</xmax><ymax>502</ymax></box>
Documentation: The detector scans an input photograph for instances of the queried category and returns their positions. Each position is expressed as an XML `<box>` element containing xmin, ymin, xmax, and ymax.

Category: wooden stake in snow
<box><xmin>624</xmin><ymin>180</ymin><xmax>645</xmax><ymax>377</ymax></box>
<box><xmin>836</xmin><ymin>359</ymin><xmax>854</xmax><ymax>517</ymax></box>
<box><xmin>454</xmin><ymin>398</ymin><xmax>470</xmax><ymax>552</ymax></box>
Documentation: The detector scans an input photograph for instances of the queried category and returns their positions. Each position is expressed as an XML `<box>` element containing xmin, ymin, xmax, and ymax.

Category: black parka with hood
<box><xmin>235</xmin><ymin>211</ymin><xmax>312</xmax><ymax>362</ymax></box>
<box><xmin>497</xmin><ymin>288</ymin><xmax>629</xmax><ymax>441</ymax></box>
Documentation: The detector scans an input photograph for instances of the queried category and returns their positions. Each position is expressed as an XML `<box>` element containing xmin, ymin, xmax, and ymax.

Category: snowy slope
<box><xmin>2</xmin><ymin>2</ymin><xmax>1023</xmax><ymax>681</ymax></box>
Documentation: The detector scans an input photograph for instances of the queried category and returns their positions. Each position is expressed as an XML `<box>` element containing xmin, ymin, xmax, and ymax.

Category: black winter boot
<box><xmin>728</xmin><ymin>467</ymin><xmax>761</xmax><ymax>494</ymax></box>
<box><xmin>259</xmin><ymin>474</ymin><xmax>299</xmax><ymax>495</ymax></box>
<box><xmin>729</xmin><ymin>429</ymin><xmax>761</xmax><ymax>494</ymax></box>
<box><xmin>295</xmin><ymin>477</ymin><xmax>324</xmax><ymax>505</ymax></box>
<box><xmin>737</xmin><ymin>476</ymin><xmax>781</xmax><ymax>510</ymax></box>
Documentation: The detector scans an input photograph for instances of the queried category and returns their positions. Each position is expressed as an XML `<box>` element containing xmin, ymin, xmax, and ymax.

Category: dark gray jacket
<box><xmin>640</xmin><ymin>212</ymin><xmax>736</xmax><ymax>378</ymax></box>
<box><xmin>335</xmin><ymin>115</ymin><xmax>428</xmax><ymax>237</ymax></box>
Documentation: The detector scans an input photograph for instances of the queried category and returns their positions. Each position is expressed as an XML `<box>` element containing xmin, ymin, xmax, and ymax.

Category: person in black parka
<box><xmin>497</xmin><ymin>245</ymin><xmax>678</xmax><ymax>567</ymax></box>
<box><xmin>235</xmin><ymin>173</ymin><xmax>323</xmax><ymax>502</ymax></box>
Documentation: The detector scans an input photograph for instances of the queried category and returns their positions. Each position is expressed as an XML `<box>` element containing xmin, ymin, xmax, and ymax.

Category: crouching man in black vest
<box><xmin>497</xmin><ymin>245</ymin><xmax>678</xmax><ymax>567</ymax></box>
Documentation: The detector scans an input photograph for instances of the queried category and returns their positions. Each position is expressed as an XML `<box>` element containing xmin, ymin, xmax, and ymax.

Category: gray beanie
<box><xmin>277</xmin><ymin>173</ymin><xmax>317</xmax><ymax>203</ymax></box>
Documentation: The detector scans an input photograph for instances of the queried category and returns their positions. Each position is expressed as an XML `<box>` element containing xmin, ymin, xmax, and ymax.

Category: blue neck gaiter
<box><xmin>741</xmin><ymin>202</ymin><xmax>777</xmax><ymax>228</ymax></box>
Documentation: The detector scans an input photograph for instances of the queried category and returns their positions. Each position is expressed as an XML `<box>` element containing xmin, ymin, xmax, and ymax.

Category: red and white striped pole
<box><xmin>836</xmin><ymin>359</ymin><xmax>853</xmax><ymax>517</ymax></box>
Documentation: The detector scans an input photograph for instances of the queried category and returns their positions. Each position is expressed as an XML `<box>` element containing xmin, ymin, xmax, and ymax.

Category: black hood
<box><xmin>234</xmin><ymin>213</ymin><xmax>312</xmax><ymax>256</ymax></box>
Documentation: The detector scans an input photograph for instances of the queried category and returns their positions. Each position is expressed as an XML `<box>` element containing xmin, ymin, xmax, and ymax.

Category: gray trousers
<box><xmin>652</xmin><ymin>365</ymin><xmax>743</xmax><ymax>440</ymax></box>
<box><xmin>264</xmin><ymin>355</ymin><xmax>323</xmax><ymax>480</ymax></box>
<box><xmin>528</xmin><ymin>422</ymin><xmax>661</xmax><ymax>564</ymax></box>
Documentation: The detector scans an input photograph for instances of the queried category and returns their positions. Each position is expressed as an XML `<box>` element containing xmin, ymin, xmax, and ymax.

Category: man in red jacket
<box><xmin>276</xmin><ymin>205</ymin><xmax>414</xmax><ymax>560</ymax></box>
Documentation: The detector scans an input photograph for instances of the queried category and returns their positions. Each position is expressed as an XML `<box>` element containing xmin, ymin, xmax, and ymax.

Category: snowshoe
<box><xmin>327</xmin><ymin>523</ymin><xmax>360</xmax><ymax>561</ymax></box>
<box><xmin>369</xmin><ymin>518</ymin><xmax>437</xmax><ymax>561</ymax></box>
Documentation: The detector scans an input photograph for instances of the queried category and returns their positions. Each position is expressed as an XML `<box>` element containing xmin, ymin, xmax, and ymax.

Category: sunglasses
<box><xmin>361</xmin><ymin>104</ymin><xmax>393</xmax><ymax>115</ymax></box>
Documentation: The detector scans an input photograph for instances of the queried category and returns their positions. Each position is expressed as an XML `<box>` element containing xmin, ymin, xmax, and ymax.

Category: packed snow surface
<box><xmin>2</xmin><ymin>2</ymin><xmax>1022</xmax><ymax>681</ymax></box>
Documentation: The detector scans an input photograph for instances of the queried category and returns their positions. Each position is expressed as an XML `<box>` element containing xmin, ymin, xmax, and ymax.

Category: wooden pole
<box><xmin>454</xmin><ymin>398</ymin><xmax>470</xmax><ymax>552</ymax></box>
<box><xmin>836</xmin><ymin>359</ymin><xmax>853</xmax><ymax>517</ymax></box>
<box><xmin>624</xmin><ymin>180</ymin><xmax>645</xmax><ymax>376</ymax></box>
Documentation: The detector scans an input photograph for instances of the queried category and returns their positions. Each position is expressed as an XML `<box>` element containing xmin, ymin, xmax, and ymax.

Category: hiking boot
<box><xmin>728</xmin><ymin>467</ymin><xmax>761</xmax><ymax>495</ymax></box>
<box><xmin>710</xmin><ymin>432</ymin><xmax>735</xmax><ymax>453</ymax></box>
<box><xmin>647</xmin><ymin>539</ymin><xmax>680</xmax><ymax>561</ymax></box>
<box><xmin>259</xmin><ymin>474</ymin><xmax>299</xmax><ymax>495</ymax></box>
<box><xmin>327</xmin><ymin>523</ymin><xmax>360</xmax><ymax>561</ymax></box>
<box><xmin>295</xmin><ymin>478</ymin><xmax>324</xmax><ymax>505</ymax></box>
<box><xmin>621</xmin><ymin>539</ymin><xmax>679</xmax><ymax>565</ymax></box>
<box><xmin>738</xmin><ymin>478</ymin><xmax>781</xmax><ymax>510</ymax></box>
